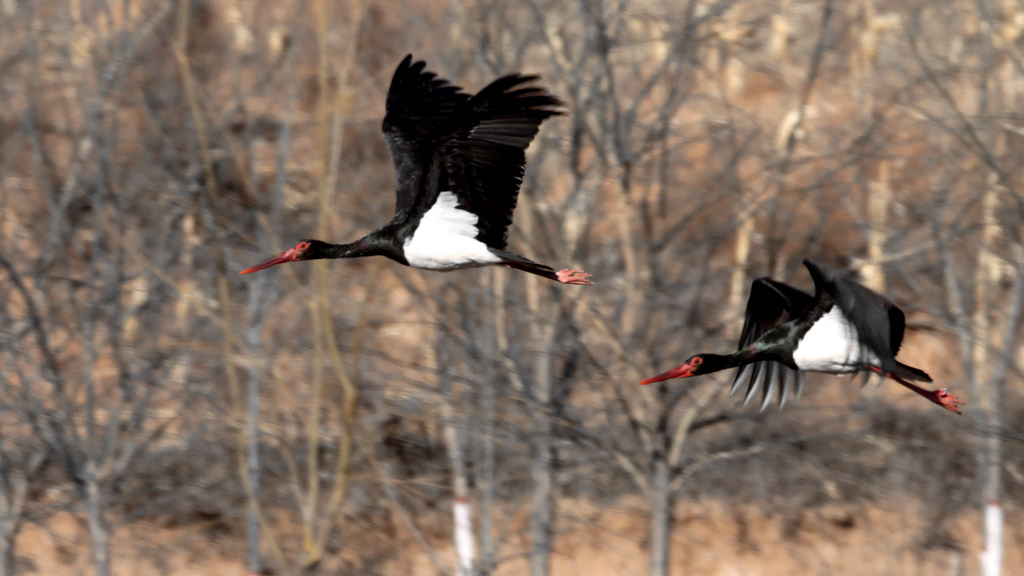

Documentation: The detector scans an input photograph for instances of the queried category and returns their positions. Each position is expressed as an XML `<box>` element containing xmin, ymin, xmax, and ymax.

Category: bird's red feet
<box><xmin>556</xmin><ymin>270</ymin><xmax>592</xmax><ymax>285</ymax></box>
<box><xmin>881</xmin><ymin>369</ymin><xmax>966</xmax><ymax>415</ymax></box>
<box><xmin>926</xmin><ymin>388</ymin><xmax>965</xmax><ymax>415</ymax></box>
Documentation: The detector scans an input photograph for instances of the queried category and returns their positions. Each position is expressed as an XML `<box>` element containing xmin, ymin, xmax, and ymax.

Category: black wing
<box><xmin>732</xmin><ymin>277</ymin><xmax>814</xmax><ymax>410</ymax></box>
<box><xmin>434</xmin><ymin>73</ymin><xmax>563</xmax><ymax>249</ymax></box>
<box><xmin>802</xmin><ymin>260</ymin><xmax>906</xmax><ymax>369</ymax></box>
<box><xmin>382</xmin><ymin>56</ymin><xmax>470</xmax><ymax>218</ymax></box>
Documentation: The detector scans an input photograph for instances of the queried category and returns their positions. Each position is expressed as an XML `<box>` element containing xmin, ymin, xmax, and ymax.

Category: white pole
<box><xmin>453</xmin><ymin>496</ymin><xmax>476</xmax><ymax>576</ymax></box>
<box><xmin>981</xmin><ymin>500</ymin><xmax>1002</xmax><ymax>576</ymax></box>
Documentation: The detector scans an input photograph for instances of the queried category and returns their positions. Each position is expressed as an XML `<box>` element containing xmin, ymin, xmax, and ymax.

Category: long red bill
<box><xmin>638</xmin><ymin>364</ymin><xmax>692</xmax><ymax>385</ymax></box>
<box><xmin>240</xmin><ymin>247</ymin><xmax>301</xmax><ymax>275</ymax></box>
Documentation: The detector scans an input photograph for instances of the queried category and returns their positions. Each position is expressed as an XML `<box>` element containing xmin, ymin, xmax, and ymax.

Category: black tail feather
<box><xmin>893</xmin><ymin>362</ymin><xmax>932</xmax><ymax>383</ymax></box>
<box><xmin>493</xmin><ymin>249</ymin><xmax>557</xmax><ymax>281</ymax></box>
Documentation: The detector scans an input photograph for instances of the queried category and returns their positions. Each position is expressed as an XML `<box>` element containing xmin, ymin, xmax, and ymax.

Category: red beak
<box><xmin>240</xmin><ymin>246</ymin><xmax>303</xmax><ymax>275</ymax></box>
<box><xmin>638</xmin><ymin>363</ymin><xmax>693</xmax><ymax>385</ymax></box>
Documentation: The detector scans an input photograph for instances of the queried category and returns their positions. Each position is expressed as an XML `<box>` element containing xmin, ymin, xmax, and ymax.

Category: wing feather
<box><xmin>435</xmin><ymin>74</ymin><xmax>563</xmax><ymax>249</ymax></box>
<box><xmin>733</xmin><ymin>277</ymin><xmax>814</xmax><ymax>409</ymax></box>
<box><xmin>382</xmin><ymin>56</ymin><xmax>470</xmax><ymax>217</ymax></box>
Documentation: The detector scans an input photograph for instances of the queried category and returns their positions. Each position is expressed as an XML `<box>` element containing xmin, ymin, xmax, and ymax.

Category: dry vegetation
<box><xmin>1</xmin><ymin>0</ymin><xmax>1024</xmax><ymax>575</ymax></box>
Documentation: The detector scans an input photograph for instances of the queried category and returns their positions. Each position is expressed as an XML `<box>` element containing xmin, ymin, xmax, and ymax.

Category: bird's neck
<box><xmin>316</xmin><ymin>238</ymin><xmax>378</xmax><ymax>260</ymax></box>
<box><xmin>704</xmin><ymin>347</ymin><xmax>764</xmax><ymax>372</ymax></box>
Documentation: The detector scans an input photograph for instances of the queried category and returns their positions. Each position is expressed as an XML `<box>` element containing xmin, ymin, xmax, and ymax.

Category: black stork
<box><xmin>240</xmin><ymin>55</ymin><xmax>591</xmax><ymax>285</ymax></box>
<box><xmin>639</xmin><ymin>260</ymin><xmax>964</xmax><ymax>414</ymax></box>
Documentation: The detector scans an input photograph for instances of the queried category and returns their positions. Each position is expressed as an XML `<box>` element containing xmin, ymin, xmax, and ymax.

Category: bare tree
<box><xmin>1</xmin><ymin>2</ymin><xmax>226</xmax><ymax>574</ymax></box>
<box><xmin>0</xmin><ymin>94</ymin><xmax>192</xmax><ymax>576</ymax></box>
<box><xmin>3</xmin><ymin>1</ymin><xmax>1024</xmax><ymax>574</ymax></box>
<box><xmin>0</xmin><ymin>339</ymin><xmax>47</xmax><ymax>576</ymax></box>
<box><xmin>898</xmin><ymin>4</ymin><xmax>1024</xmax><ymax>573</ymax></box>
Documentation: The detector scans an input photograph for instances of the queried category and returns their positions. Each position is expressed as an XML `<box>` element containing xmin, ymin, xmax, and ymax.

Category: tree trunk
<box><xmin>442</xmin><ymin>401</ymin><xmax>476</xmax><ymax>576</ymax></box>
<box><xmin>245</xmin><ymin>366</ymin><xmax>262</xmax><ymax>576</ymax></box>
<box><xmin>0</xmin><ymin>478</ymin><xmax>22</xmax><ymax>576</ymax></box>
<box><xmin>975</xmin><ymin>176</ymin><xmax>1002</xmax><ymax>576</ymax></box>
<box><xmin>528</xmin><ymin>351</ymin><xmax>554</xmax><ymax>576</ymax></box>
<box><xmin>84</xmin><ymin>469</ymin><xmax>111</xmax><ymax>576</ymax></box>
<box><xmin>862</xmin><ymin>161</ymin><xmax>889</xmax><ymax>292</ymax></box>
<box><xmin>649</xmin><ymin>457</ymin><xmax>672</xmax><ymax>576</ymax></box>
<box><xmin>730</xmin><ymin>207</ymin><xmax>755</xmax><ymax>320</ymax></box>
<box><xmin>0</xmin><ymin>463</ymin><xmax>29</xmax><ymax>576</ymax></box>
<box><xmin>244</xmin><ymin>273</ymin><xmax>269</xmax><ymax>576</ymax></box>
<box><xmin>438</xmin><ymin>329</ymin><xmax>476</xmax><ymax>576</ymax></box>
<box><xmin>0</xmin><ymin>534</ymin><xmax>12</xmax><ymax>576</ymax></box>
<box><xmin>529</xmin><ymin>417</ymin><xmax>553</xmax><ymax>576</ymax></box>
<box><xmin>479</xmin><ymin>352</ymin><xmax>497</xmax><ymax>576</ymax></box>
<box><xmin>514</xmin><ymin>197</ymin><xmax>557</xmax><ymax>576</ymax></box>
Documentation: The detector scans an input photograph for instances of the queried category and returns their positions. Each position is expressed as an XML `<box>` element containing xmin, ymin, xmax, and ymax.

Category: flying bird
<box><xmin>639</xmin><ymin>260</ymin><xmax>964</xmax><ymax>414</ymax></box>
<box><xmin>241</xmin><ymin>55</ymin><xmax>590</xmax><ymax>285</ymax></box>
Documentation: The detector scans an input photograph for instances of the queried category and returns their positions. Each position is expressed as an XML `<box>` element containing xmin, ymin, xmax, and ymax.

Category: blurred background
<box><xmin>1</xmin><ymin>0</ymin><xmax>1023</xmax><ymax>574</ymax></box>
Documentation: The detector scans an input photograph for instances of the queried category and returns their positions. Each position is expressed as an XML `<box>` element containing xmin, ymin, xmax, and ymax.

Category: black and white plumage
<box><xmin>639</xmin><ymin>260</ymin><xmax>964</xmax><ymax>414</ymax></box>
<box><xmin>240</xmin><ymin>55</ymin><xmax>591</xmax><ymax>285</ymax></box>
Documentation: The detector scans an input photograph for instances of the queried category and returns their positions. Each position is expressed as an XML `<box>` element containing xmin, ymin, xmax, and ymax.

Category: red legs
<box><xmin>500</xmin><ymin>262</ymin><xmax>592</xmax><ymax>285</ymax></box>
<box><xmin>892</xmin><ymin>376</ymin><xmax>965</xmax><ymax>415</ymax></box>
<box><xmin>556</xmin><ymin>270</ymin><xmax>592</xmax><ymax>285</ymax></box>
<box><xmin>866</xmin><ymin>366</ymin><xmax>965</xmax><ymax>415</ymax></box>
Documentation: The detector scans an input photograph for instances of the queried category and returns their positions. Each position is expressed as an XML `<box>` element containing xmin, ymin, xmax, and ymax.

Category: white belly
<box><xmin>403</xmin><ymin>191</ymin><xmax>502</xmax><ymax>270</ymax></box>
<box><xmin>792</xmin><ymin>306</ymin><xmax>880</xmax><ymax>372</ymax></box>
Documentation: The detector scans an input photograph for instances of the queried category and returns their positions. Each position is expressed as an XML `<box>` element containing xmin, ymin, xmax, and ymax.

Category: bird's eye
<box><xmin>297</xmin><ymin>242</ymin><xmax>310</xmax><ymax>250</ymax></box>
<box><xmin>691</xmin><ymin>357</ymin><xmax>702</xmax><ymax>366</ymax></box>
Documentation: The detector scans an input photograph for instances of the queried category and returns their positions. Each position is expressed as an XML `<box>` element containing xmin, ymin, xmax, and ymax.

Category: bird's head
<box><xmin>638</xmin><ymin>354</ymin><xmax>716</xmax><ymax>385</ymax></box>
<box><xmin>240</xmin><ymin>240</ymin><xmax>328</xmax><ymax>274</ymax></box>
